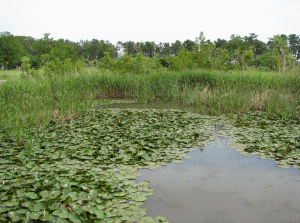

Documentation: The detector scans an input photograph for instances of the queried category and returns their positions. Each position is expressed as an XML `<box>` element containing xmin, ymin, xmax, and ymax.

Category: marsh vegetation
<box><xmin>0</xmin><ymin>67</ymin><xmax>299</xmax><ymax>222</ymax></box>
<box><xmin>0</xmin><ymin>31</ymin><xmax>300</xmax><ymax>222</ymax></box>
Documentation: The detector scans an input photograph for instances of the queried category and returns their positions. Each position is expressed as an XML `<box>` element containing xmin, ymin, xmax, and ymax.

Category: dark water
<box><xmin>136</xmin><ymin>136</ymin><xmax>300</xmax><ymax>223</ymax></box>
<box><xmin>103</xmin><ymin>100</ymin><xmax>205</xmax><ymax>114</ymax></box>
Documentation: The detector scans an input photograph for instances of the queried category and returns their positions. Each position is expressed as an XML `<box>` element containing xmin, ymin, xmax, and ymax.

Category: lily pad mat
<box><xmin>0</xmin><ymin>109</ymin><xmax>218</xmax><ymax>222</ymax></box>
<box><xmin>226</xmin><ymin>112</ymin><xmax>300</xmax><ymax>169</ymax></box>
<box><xmin>0</xmin><ymin>109</ymin><xmax>299</xmax><ymax>222</ymax></box>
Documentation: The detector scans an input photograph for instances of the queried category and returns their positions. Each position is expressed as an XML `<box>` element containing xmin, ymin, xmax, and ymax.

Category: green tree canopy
<box><xmin>214</xmin><ymin>38</ymin><xmax>227</xmax><ymax>50</ymax></box>
<box><xmin>49</xmin><ymin>40</ymin><xmax>77</xmax><ymax>62</ymax></box>
<box><xmin>288</xmin><ymin>34</ymin><xmax>300</xmax><ymax>64</ymax></box>
<box><xmin>183</xmin><ymin>39</ymin><xmax>197</xmax><ymax>52</ymax></box>
<box><xmin>243</xmin><ymin>33</ymin><xmax>267</xmax><ymax>57</ymax></box>
<box><xmin>171</xmin><ymin>40</ymin><xmax>182</xmax><ymax>56</ymax></box>
<box><xmin>270</xmin><ymin>35</ymin><xmax>292</xmax><ymax>72</ymax></box>
<box><xmin>31</xmin><ymin>33</ymin><xmax>55</xmax><ymax>68</ymax></box>
<box><xmin>0</xmin><ymin>32</ymin><xmax>27</xmax><ymax>69</ymax></box>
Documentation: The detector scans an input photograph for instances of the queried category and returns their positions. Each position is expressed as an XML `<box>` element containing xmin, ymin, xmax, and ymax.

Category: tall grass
<box><xmin>0</xmin><ymin>68</ymin><xmax>299</xmax><ymax>144</ymax></box>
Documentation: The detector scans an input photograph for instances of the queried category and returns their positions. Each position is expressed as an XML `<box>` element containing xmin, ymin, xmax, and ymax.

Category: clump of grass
<box><xmin>0</xmin><ymin>68</ymin><xmax>299</xmax><ymax>143</ymax></box>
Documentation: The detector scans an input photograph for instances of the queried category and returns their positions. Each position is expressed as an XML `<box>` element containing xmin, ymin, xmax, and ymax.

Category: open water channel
<box><xmin>136</xmin><ymin>135</ymin><xmax>300</xmax><ymax>223</ymax></box>
<box><xmin>107</xmin><ymin>101</ymin><xmax>300</xmax><ymax>223</ymax></box>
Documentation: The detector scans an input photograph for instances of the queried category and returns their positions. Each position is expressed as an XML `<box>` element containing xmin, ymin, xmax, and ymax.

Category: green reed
<box><xmin>0</xmin><ymin>68</ymin><xmax>299</xmax><ymax>143</ymax></box>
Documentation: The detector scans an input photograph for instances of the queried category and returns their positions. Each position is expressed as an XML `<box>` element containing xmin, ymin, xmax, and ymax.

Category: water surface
<box><xmin>103</xmin><ymin>100</ymin><xmax>300</xmax><ymax>222</ymax></box>
<box><xmin>136</xmin><ymin>136</ymin><xmax>300</xmax><ymax>223</ymax></box>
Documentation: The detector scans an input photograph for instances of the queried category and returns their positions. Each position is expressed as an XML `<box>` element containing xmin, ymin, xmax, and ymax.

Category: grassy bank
<box><xmin>0</xmin><ymin>68</ymin><xmax>299</xmax><ymax>143</ymax></box>
<box><xmin>0</xmin><ymin>69</ymin><xmax>21</xmax><ymax>81</ymax></box>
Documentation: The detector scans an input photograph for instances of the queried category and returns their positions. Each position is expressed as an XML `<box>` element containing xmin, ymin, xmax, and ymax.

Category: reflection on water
<box><xmin>136</xmin><ymin>136</ymin><xmax>300</xmax><ymax>223</ymax></box>
<box><xmin>103</xmin><ymin>100</ymin><xmax>205</xmax><ymax>114</ymax></box>
<box><xmin>104</xmin><ymin>100</ymin><xmax>300</xmax><ymax>222</ymax></box>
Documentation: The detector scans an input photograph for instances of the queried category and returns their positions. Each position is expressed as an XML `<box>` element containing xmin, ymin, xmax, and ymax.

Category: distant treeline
<box><xmin>1</xmin><ymin>31</ymin><xmax>300</xmax><ymax>72</ymax></box>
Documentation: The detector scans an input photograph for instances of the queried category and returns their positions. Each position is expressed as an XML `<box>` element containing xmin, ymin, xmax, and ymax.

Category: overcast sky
<box><xmin>1</xmin><ymin>0</ymin><xmax>299</xmax><ymax>45</ymax></box>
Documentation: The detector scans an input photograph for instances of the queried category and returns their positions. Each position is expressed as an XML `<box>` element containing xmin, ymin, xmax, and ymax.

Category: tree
<box><xmin>140</xmin><ymin>41</ymin><xmax>156</xmax><ymax>57</ymax></box>
<box><xmin>242</xmin><ymin>50</ymin><xmax>254</xmax><ymax>69</ymax></box>
<box><xmin>226</xmin><ymin>34</ymin><xmax>248</xmax><ymax>68</ymax></box>
<box><xmin>195</xmin><ymin>31</ymin><xmax>205</xmax><ymax>51</ymax></box>
<box><xmin>44</xmin><ymin>40</ymin><xmax>84</xmax><ymax>75</ymax></box>
<box><xmin>31</xmin><ymin>33</ymin><xmax>55</xmax><ymax>68</ymax></box>
<box><xmin>49</xmin><ymin>40</ymin><xmax>77</xmax><ymax>62</ymax></box>
<box><xmin>267</xmin><ymin>34</ymin><xmax>288</xmax><ymax>51</ymax></box>
<box><xmin>16</xmin><ymin>36</ymin><xmax>36</xmax><ymax>56</ymax></box>
<box><xmin>0</xmin><ymin>32</ymin><xmax>27</xmax><ymax>69</ymax></box>
<box><xmin>212</xmin><ymin>48</ymin><xmax>231</xmax><ymax>70</ymax></box>
<box><xmin>115</xmin><ymin>53</ymin><xmax>135</xmax><ymax>73</ymax></box>
<box><xmin>155</xmin><ymin>43</ymin><xmax>163</xmax><ymax>55</ymax></box>
<box><xmin>57</xmin><ymin>38</ymin><xmax>85</xmax><ymax>60</ymax></box>
<box><xmin>80</xmin><ymin>39</ymin><xmax>118</xmax><ymax>61</ymax></box>
<box><xmin>214</xmin><ymin>39</ymin><xmax>227</xmax><ymax>50</ymax></box>
<box><xmin>119</xmin><ymin>41</ymin><xmax>137</xmax><ymax>56</ymax></box>
<box><xmin>288</xmin><ymin>34</ymin><xmax>300</xmax><ymax>64</ymax></box>
<box><xmin>171</xmin><ymin>40</ymin><xmax>182</xmax><ymax>56</ymax></box>
<box><xmin>194</xmin><ymin>41</ymin><xmax>216</xmax><ymax>69</ymax></box>
<box><xmin>227</xmin><ymin>34</ymin><xmax>247</xmax><ymax>55</ymax></box>
<box><xmin>170</xmin><ymin>48</ymin><xmax>196</xmax><ymax>70</ymax></box>
<box><xmin>33</xmin><ymin>33</ymin><xmax>54</xmax><ymax>55</ymax></box>
<box><xmin>270</xmin><ymin>35</ymin><xmax>291</xmax><ymax>72</ymax></box>
<box><xmin>254</xmin><ymin>53</ymin><xmax>279</xmax><ymax>70</ymax></box>
<box><xmin>20</xmin><ymin>56</ymin><xmax>31</xmax><ymax>78</ymax></box>
<box><xmin>183</xmin><ymin>39</ymin><xmax>197</xmax><ymax>52</ymax></box>
<box><xmin>161</xmin><ymin>43</ymin><xmax>171</xmax><ymax>57</ymax></box>
<box><xmin>243</xmin><ymin>33</ymin><xmax>267</xmax><ymax>58</ymax></box>
<box><xmin>100</xmin><ymin>51</ymin><xmax>115</xmax><ymax>70</ymax></box>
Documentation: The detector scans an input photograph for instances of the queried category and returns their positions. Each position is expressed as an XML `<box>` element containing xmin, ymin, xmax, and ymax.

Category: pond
<box><xmin>1</xmin><ymin>99</ymin><xmax>299</xmax><ymax>222</ymax></box>
<box><xmin>108</xmin><ymin>100</ymin><xmax>300</xmax><ymax>222</ymax></box>
<box><xmin>136</xmin><ymin>134</ymin><xmax>300</xmax><ymax>222</ymax></box>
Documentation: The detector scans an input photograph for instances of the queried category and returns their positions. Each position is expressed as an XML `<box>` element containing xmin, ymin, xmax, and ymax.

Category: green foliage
<box><xmin>183</xmin><ymin>39</ymin><xmax>197</xmax><ymax>52</ymax></box>
<box><xmin>269</xmin><ymin>35</ymin><xmax>292</xmax><ymax>72</ymax></box>
<box><xmin>0</xmin><ymin>32</ymin><xmax>27</xmax><ymax>69</ymax></box>
<box><xmin>194</xmin><ymin>42</ymin><xmax>216</xmax><ymax>69</ymax></box>
<box><xmin>242</xmin><ymin>50</ymin><xmax>254</xmax><ymax>68</ymax></box>
<box><xmin>254</xmin><ymin>53</ymin><xmax>279</xmax><ymax>70</ymax></box>
<box><xmin>20</xmin><ymin>56</ymin><xmax>31</xmax><ymax>78</ymax></box>
<box><xmin>285</xmin><ymin>53</ymin><xmax>296</xmax><ymax>69</ymax></box>
<box><xmin>109</xmin><ymin>53</ymin><xmax>158</xmax><ymax>74</ymax></box>
<box><xmin>171</xmin><ymin>40</ymin><xmax>183</xmax><ymax>56</ymax></box>
<box><xmin>0</xmin><ymin>68</ymin><xmax>299</xmax><ymax>145</ymax></box>
<box><xmin>115</xmin><ymin>53</ymin><xmax>135</xmax><ymax>73</ymax></box>
<box><xmin>169</xmin><ymin>48</ymin><xmax>196</xmax><ymax>70</ymax></box>
<box><xmin>81</xmin><ymin>39</ymin><xmax>118</xmax><ymax>61</ymax></box>
<box><xmin>229</xmin><ymin>112</ymin><xmax>300</xmax><ymax>169</ymax></box>
<box><xmin>49</xmin><ymin>40</ymin><xmax>77</xmax><ymax>62</ymax></box>
<box><xmin>288</xmin><ymin>34</ymin><xmax>300</xmax><ymax>63</ymax></box>
<box><xmin>2</xmin><ymin>32</ymin><xmax>300</xmax><ymax>73</ymax></box>
<box><xmin>31</xmin><ymin>33</ymin><xmax>55</xmax><ymax>68</ymax></box>
<box><xmin>44</xmin><ymin>40</ymin><xmax>84</xmax><ymax>75</ymax></box>
<box><xmin>44</xmin><ymin>58</ymin><xmax>85</xmax><ymax>76</ymax></box>
<box><xmin>132</xmin><ymin>53</ymin><xmax>158</xmax><ymax>73</ymax></box>
<box><xmin>243</xmin><ymin>33</ymin><xmax>267</xmax><ymax>57</ymax></box>
<box><xmin>212</xmin><ymin>48</ymin><xmax>231</xmax><ymax>70</ymax></box>
<box><xmin>100</xmin><ymin>52</ymin><xmax>115</xmax><ymax>70</ymax></box>
<box><xmin>1</xmin><ymin>67</ymin><xmax>300</xmax><ymax>221</ymax></box>
<box><xmin>157</xmin><ymin>56</ymin><xmax>171</xmax><ymax>68</ymax></box>
<box><xmin>118</xmin><ymin>41</ymin><xmax>137</xmax><ymax>56</ymax></box>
